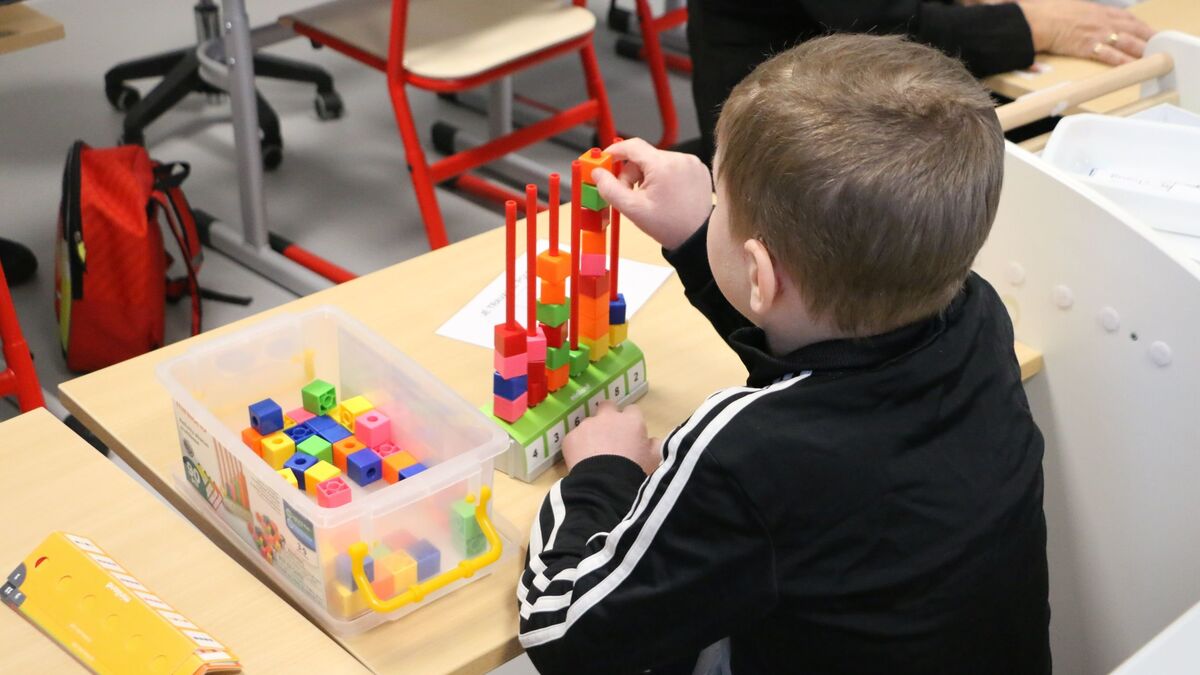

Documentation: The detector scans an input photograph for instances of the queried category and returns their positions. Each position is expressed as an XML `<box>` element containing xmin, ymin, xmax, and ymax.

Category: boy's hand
<box><xmin>591</xmin><ymin>138</ymin><xmax>714</xmax><ymax>250</ymax></box>
<box><xmin>563</xmin><ymin>402</ymin><xmax>661</xmax><ymax>475</ymax></box>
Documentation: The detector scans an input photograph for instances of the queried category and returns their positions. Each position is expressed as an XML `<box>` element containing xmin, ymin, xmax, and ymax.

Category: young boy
<box><xmin>517</xmin><ymin>35</ymin><xmax>1049</xmax><ymax>674</ymax></box>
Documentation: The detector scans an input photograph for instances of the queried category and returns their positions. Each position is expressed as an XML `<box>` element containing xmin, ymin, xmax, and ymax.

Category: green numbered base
<box><xmin>485</xmin><ymin>341</ymin><xmax>648</xmax><ymax>482</ymax></box>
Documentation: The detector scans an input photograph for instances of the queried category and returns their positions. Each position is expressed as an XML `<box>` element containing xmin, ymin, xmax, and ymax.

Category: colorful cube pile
<box><xmin>241</xmin><ymin>380</ymin><xmax>428</xmax><ymax>508</ymax></box>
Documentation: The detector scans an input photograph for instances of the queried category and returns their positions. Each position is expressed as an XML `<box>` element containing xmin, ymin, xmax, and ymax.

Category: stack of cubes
<box><xmin>578</xmin><ymin>148</ymin><xmax>614</xmax><ymax>362</ymax></box>
<box><xmin>493</xmin><ymin>324</ymin><xmax>529</xmax><ymax>423</ymax></box>
<box><xmin>241</xmin><ymin>379</ymin><xmax>428</xmax><ymax>509</ymax></box>
<box><xmin>536</xmin><ymin>245</ymin><xmax>571</xmax><ymax>394</ymax></box>
<box><xmin>329</xmin><ymin>532</ymin><xmax>444</xmax><ymax>616</ymax></box>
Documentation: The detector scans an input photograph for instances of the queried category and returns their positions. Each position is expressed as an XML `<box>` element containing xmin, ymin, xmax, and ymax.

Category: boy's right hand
<box><xmin>591</xmin><ymin>138</ymin><xmax>714</xmax><ymax>251</ymax></box>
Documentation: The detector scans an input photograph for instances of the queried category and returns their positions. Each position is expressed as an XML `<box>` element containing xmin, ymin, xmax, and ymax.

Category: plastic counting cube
<box><xmin>494</xmin><ymin>350</ymin><xmax>528</xmax><ymax>380</ymax></box>
<box><xmin>494</xmin><ymin>323</ymin><xmax>528</xmax><ymax>357</ymax></box>
<box><xmin>577</xmin><ymin>147</ymin><xmax>614</xmax><ymax>184</ymax></box>
<box><xmin>451</xmin><ymin>498</ymin><xmax>486</xmax><ymax>558</ymax></box>
<box><xmin>286</xmin><ymin>407</ymin><xmax>315</xmax><ymax>424</ymax></box>
<box><xmin>242</xmin><ymin>427</ymin><xmax>264</xmax><ymax>457</ymax></box>
<box><xmin>373</xmin><ymin>442</ymin><xmax>400</xmax><ymax>460</ymax></box>
<box><xmin>317</xmin><ymin>476</ymin><xmax>352</xmax><ymax>508</ymax></box>
<box><xmin>579</xmin><ymin>272</ymin><xmax>610</xmax><ymax>298</ymax></box>
<box><xmin>317</xmin><ymin>424</ymin><xmax>351</xmax><ymax>445</ymax></box>
<box><xmin>377</xmin><ymin>551</ymin><xmax>417</xmax><ymax>591</ymax></box>
<box><xmin>527</xmin><ymin>363</ymin><xmax>548</xmax><ymax>406</ymax></box>
<box><xmin>547</xmin><ymin>363</ymin><xmax>569</xmax><ymax>390</ymax></box>
<box><xmin>248</xmin><ymin>398</ymin><xmax>284</xmax><ymax>434</ymax></box>
<box><xmin>335</xmin><ymin>551</ymin><xmax>374</xmax><ymax>591</ymax></box>
<box><xmin>569</xmin><ymin>346</ymin><xmax>591</xmax><ymax>376</ymax></box>
<box><xmin>581</xmin><ymin>253</ymin><xmax>606</xmax><ymax>276</ymax></box>
<box><xmin>527</xmin><ymin>327</ymin><xmax>547</xmax><ymax>363</ymax></box>
<box><xmin>580</xmin><ymin>207</ymin><xmax>609</xmax><ymax>233</ymax></box>
<box><xmin>398</xmin><ymin>463</ymin><xmax>427</xmax><ymax>480</ymax></box>
<box><xmin>493</xmin><ymin>372</ymin><xmax>528</xmax><ymax>401</ymax></box>
<box><xmin>536</xmin><ymin>301</ymin><xmax>569</xmax><ymax>327</ymax></box>
<box><xmin>304</xmin><ymin>460</ymin><xmax>342</xmax><ymax>496</ymax></box>
<box><xmin>297</xmin><ymin>435</ymin><xmax>333</xmax><ymax>465</ymax></box>
<box><xmin>540</xmin><ymin>279</ymin><xmax>567</xmax><ymax>305</ymax></box>
<box><xmin>609</xmin><ymin>293</ymin><xmax>627</xmax><ymax>325</ymax></box>
<box><xmin>302</xmin><ymin>379</ymin><xmax>337</xmax><ymax>416</ymax></box>
<box><xmin>581</xmin><ymin>334</ymin><xmax>610</xmax><ymax>361</ymax></box>
<box><xmin>580</xmin><ymin>182</ymin><xmax>607</xmax><ymax>211</ymax></box>
<box><xmin>381</xmin><ymin>450</ymin><xmax>418</xmax><ymax>483</ymax></box>
<box><xmin>541</xmin><ymin>322</ymin><xmax>566</xmax><ymax>348</ymax></box>
<box><xmin>581</xmin><ymin>227</ymin><xmax>606</xmax><ymax>253</ymax></box>
<box><xmin>536</xmin><ymin>250</ymin><xmax>571</xmax><ymax>283</ymax></box>
<box><xmin>332</xmin><ymin>436</ymin><xmax>367</xmax><ymax>472</ymax></box>
<box><xmin>306</xmin><ymin>415</ymin><xmax>341</xmax><ymax>436</ymax></box>
<box><xmin>354</xmin><ymin>411</ymin><xmax>391</xmax><ymax>448</ymax></box>
<box><xmin>406</xmin><ymin>539</ymin><xmax>441</xmax><ymax>581</ymax></box>
<box><xmin>277</xmin><ymin>467</ymin><xmax>298</xmax><ymax>488</ymax></box>
<box><xmin>327</xmin><ymin>582</ymin><xmax>365</xmax><ymax>618</ymax></box>
<box><xmin>284</xmin><ymin>453</ymin><xmax>319</xmax><ymax>490</ymax></box>
<box><xmin>284</xmin><ymin>423</ymin><xmax>315</xmax><ymax>445</ymax></box>
<box><xmin>333</xmin><ymin>396</ymin><xmax>374</xmax><ymax>432</ymax></box>
<box><xmin>260</xmin><ymin>432</ymin><xmax>295</xmax><ymax>469</ymax></box>
<box><xmin>609</xmin><ymin>322</ymin><xmax>629</xmax><ymax>346</ymax></box>
<box><xmin>346</xmin><ymin>448</ymin><xmax>383</xmax><ymax>486</ymax></box>
<box><xmin>493</xmin><ymin>393</ymin><xmax>528</xmax><ymax>423</ymax></box>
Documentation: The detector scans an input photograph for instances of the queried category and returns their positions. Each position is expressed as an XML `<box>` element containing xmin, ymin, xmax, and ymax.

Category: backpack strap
<box><xmin>152</xmin><ymin>191</ymin><xmax>202</xmax><ymax>336</ymax></box>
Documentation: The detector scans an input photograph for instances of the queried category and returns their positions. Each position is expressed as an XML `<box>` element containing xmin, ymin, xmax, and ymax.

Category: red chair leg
<box><xmin>634</xmin><ymin>0</ymin><xmax>680</xmax><ymax>148</ymax></box>
<box><xmin>580</xmin><ymin>41</ymin><xmax>616</xmax><ymax>148</ymax></box>
<box><xmin>387</xmin><ymin>78</ymin><xmax>451</xmax><ymax>250</ymax></box>
<box><xmin>0</xmin><ymin>263</ymin><xmax>44</xmax><ymax>412</ymax></box>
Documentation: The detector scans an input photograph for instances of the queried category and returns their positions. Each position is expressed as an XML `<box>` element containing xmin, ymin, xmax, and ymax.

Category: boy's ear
<box><xmin>744</xmin><ymin>238</ymin><xmax>779</xmax><ymax>316</ymax></box>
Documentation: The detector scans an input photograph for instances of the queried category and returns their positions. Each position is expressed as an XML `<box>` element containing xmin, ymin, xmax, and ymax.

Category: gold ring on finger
<box><xmin>1107</xmin><ymin>32</ymin><xmax>1120</xmax><ymax>45</ymax></box>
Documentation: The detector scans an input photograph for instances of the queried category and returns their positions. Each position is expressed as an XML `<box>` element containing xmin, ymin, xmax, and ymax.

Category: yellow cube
<box><xmin>608</xmin><ymin>322</ymin><xmax>628</xmax><ymax>346</ymax></box>
<box><xmin>378</xmin><ymin>551</ymin><xmax>418</xmax><ymax>593</ymax></box>
<box><xmin>333</xmin><ymin>396</ymin><xmax>374</xmax><ymax>432</ymax></box>
<box><xmin>326</xmin><ymin>582</ymin><xmax>365</xmax><ymax>618</ymax></box>
<box><xmin>277</xmin><ymin>468</ymin><xmax>298</xmax><ymax>488</ymax></box>
<box><xmin>304</xmin><ymin>460</ymin><xmax>342</xmax><ymax>496</ymax></box>
<box><xmin>581</xmin><ymin>334</ymin><xmax>610</xmax><ymax>361</ymax></box>
<box><xmin>261</xmin><ymin>432</ymin><xmax>295</xmax><ymax>469</ymax></box>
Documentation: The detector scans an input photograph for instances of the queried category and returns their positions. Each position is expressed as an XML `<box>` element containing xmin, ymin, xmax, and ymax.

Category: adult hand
<box><xmin>563</xmin><ymin>402</ymin><xmax>661</xmax><ymax>475</ymax></box>
<box><xmin>1018</xmin><ymin>0</ymin><xmax>1156</xmax><ymax>66</ymax></box>
<box><xmin>590</xmin><ymin>137</ymin><xmax>714</xmax><ymax>251</ymax></box>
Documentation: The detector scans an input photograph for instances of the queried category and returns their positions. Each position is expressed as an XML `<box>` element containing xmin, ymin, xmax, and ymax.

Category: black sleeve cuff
<box><xmin>568</xmin><ymin>455</ymin><xmax>647</xmax><ymax>493</ymax></box>
<box><xmin>662</xmin><ymin>219</ymin><xmax>714</xmax><ymax>296</ymax></box>
<box><xmin>916</xmin><ymin>3</ymin><xmax>1035</xmax><ymax>77</ymax></box>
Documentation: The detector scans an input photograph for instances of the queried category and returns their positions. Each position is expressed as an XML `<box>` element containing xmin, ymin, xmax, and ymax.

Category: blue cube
<box><xmin>318</xmin><ymin>425</ymin><xmax>352</xmax><ymax>444</ymax></box>
<box><xmin>335</xmin><ymin>552</ymin><xmax>374</xmax><ymax>591</ymax></box>
<box><xmin>405</xmin><ymin>539</ymin><xmax>441</xmax><ymax>581</ymax></box>
<box><xmin>307</xmin><ymin>415</ymin><xmax>341</xmax><ymax>436</ymax></box>
<box><xmin>248</xmin><ymin>398</ymin><xmax>284</xmax><ymax>434</ymax></box>
<box><xmin>609</xmin><ymin>293</ymin><xmax>627</xmax><ymax>325</ymax></box>
<box><xmin>346</xmin><ymin>448</ymin><xmax>382</xmax><ymax>486</ymax></box>
<box><xmin>492</xmin><ymin>373</ymin><xmax>528</xmax><ymax>401</ymax></box>
<box><xmin>284</xmin><ymin>423</ymin><xmax>315</xmax><ymax>444</ymax></box>
<box><xmin>398</xmin><ymin>463</ymin><xmax>427</xmax><ymax>480</ymax></box>
<box><xmin>283</xmin><ymin>453</ymin><xmax>319</xmax><ymax>490</ymax></box>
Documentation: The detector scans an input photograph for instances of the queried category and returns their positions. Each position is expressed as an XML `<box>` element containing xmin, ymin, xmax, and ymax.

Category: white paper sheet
<box><xmin>436</xmin><ymin>240</ymin><xmax>674</xmax><ymax>349</ymax></box>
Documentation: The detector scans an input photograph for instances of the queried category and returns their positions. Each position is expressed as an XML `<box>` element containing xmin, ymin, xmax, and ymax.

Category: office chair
<box><xmin>104</xmin><ymin>0</ymin><xmax>344</xmax><ymax>170</ymax></box>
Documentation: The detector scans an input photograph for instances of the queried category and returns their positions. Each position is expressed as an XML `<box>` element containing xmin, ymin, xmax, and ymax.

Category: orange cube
<box><xmin>578</xmin><ymin>148</ymin><xmax>614</xmax><ymax>184</ymax></box>
<box><xmin>537</xmin><ymin>250</ymin><xmax>571</xmax><ymax>283</ymax></box>
<box><xmin>581</xmin><ymin>229</ymin><xmax>606</xmax><ymax>255</ymax></box>
<box><xmin>332</xmin><ymin>436</ymin><xmax>368</xmax><ymax>472</ymax></box>
<box><xmin>547</xmin><ymin>364</ymin><xmax>570</xmax><ymax>390</ymax></box>
<box><xmin>540</xmin><ymin>279</ymin><xmax>566</xmax><ymax>305</ymax></box>
<box><xmin>241</xmin><ymin>427</ymin><xmax>264</xmax><ymax>457</ymax></box>
<box><xmin>382</xmin><ymin>451</ymin><xmax>419</xmax><ymax>484</ymax></box>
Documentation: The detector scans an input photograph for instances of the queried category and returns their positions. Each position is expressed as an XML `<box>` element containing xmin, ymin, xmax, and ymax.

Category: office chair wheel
<box><xmin>614</xmin><ymin>37</ymin><xmax>642</xmax><ymax>61</ymax></box>
<box><xmin>436</xmin><ymin>92</ymin><xmax>459</xmax><ymax>103</ymax></box>
<box><xmin>261</xmin><ymin>139</ymin><xmax>283</xmax><ymax>171</ymax></box>
<box><xmin>314</xmin><ymin>91</ymin><xmax>344</xmax><ymax>121</ymax></box>
<box><xmin>431</xmin><ymin>120</ymin><xmax>457</xmax><ymax>156</ymax></box>
<box><xmin>106</xmin><ymin>84</ymin><xmax>141</xmax><ymax>112</ymax></box>
<box><xmin>607</xmin><ymin>5</ymin><xmax>632</xmax><ymax>32</ymax></box>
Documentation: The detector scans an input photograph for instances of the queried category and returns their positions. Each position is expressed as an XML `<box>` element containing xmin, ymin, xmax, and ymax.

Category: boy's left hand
<box><xmin>563</xmin><ymin>402</ymin><xmax>661</xmax><ymax>475</ymax></box>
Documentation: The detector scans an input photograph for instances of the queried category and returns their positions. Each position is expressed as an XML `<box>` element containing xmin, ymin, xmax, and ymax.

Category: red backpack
<box><xmin>55</xmin><ymin>141</ymin><xmax>204</xmax><ymax>373</ymax></box>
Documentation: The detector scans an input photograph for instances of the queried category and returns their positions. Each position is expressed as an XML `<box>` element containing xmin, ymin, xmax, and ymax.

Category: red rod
<box><xmin>506</xmin><ymin>199</ymin><xmax>517</xmax><ymax>328</ymax></box>
<box><xmin>549</xmin><ymin>172</ymin><xmax>560</xmax><ymax>254</ymax></box>
<box><xmin>609</xmin><ymin>139</ymin><xmax>623</xmax><ymax>297</ymax></box>
<box><xmin>570</xmin><ymin>160</ymin><xmax>582</xmax><ymax>350</ymax></box>
<box><xmin>526</xmin><ymin>184</ymin><xmax>538</xmax><ymax>336</ymax></box>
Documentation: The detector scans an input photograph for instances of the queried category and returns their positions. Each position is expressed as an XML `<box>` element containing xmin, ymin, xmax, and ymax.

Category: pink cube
<box><xmin>493</xmin><ymin>392</ymin><xmax>528</xmax><ymax>423</ymax></box>
<box><xmin>494</xmin><ymin>350</ymin><xmax>528</xmax><ymax>380</ymax></box>
<box><xmin>527</xmin><ymin>326</ymin><xmax>547</xmax><ymax>363</ymax></box>
<box><xmin>316</xmin><ymin>476</ymin><xmax>351</xmax><ymax>508</ymax></box>
<box><xmin>355</xmin><ymin>410</ymin><xmax>392</xmax><ymax>447</ymax></box>
<box><xmin>286</xmin><ymin>407</ymin><xmax>316</xmax><ymax>424</ymax></box>
<box><xmin>373</xmin><ymin>442</ymin><xmax>400</xmax><ymax>459</ymax></box>
<box><xmin>581</xmin><ymin>253</ymin><xmax>607</xmax><ymax>276</ymax></box>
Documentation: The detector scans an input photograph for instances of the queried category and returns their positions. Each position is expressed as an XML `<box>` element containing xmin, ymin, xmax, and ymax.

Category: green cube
<box><xmin>580</xmin><ymin>183</ymin><xmax>607</xmax><ymax>211</ymax></box>
<box><xmin>536</xmin><ymin>301</ymin><xmax>570</xmax><ymax>327</ymax></box>
<box><xmin>302</xmin><ymin>379</ymin><xmax>337</xmax><ymax>415</ymax></box>
<box><xmin>465</xmin><ymin>533</ymin><xmax>487</xmax><ymax>557</ymax></box>
<box><xmin>545</xmin><ymin>345</ymin><xmax>570</xmax><ymax>370</ymax></box>
<box><xmin>569</xmin><ymin>346</ymin><xmax>591</xmax><ymax>376</ymax></box>
<box><xmin>297</xmin><ymin>436</ymin><xmax>333</xmax><ymax>464</ymax></box>
<box><xmin>450</xmin><ymin>499</ymin><xmax>482</xmax><ymax>541</ymax></box>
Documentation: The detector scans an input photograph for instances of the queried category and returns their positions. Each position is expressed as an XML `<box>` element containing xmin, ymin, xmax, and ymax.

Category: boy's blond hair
<box><xmin>715</xmin><ymin>34</ymin><xmax>1004</xmax><ymax>335</ymax></box>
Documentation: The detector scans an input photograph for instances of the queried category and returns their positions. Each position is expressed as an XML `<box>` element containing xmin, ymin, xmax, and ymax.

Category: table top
<box><xmin>985</xmin><ymin>0</ymin><xmax>1199</xmax><ymax>113</ymax></box>
<box><xmin>0</xmin><ymin>3</ymin><xmax>64</xmax><ymax>56</ymax></box>
<box><xmin>0</xmin><ymin>408</ymin><xmax>369</xmax><ymax>675</ymax></box>
<box><xmin>60</xmin><ymin>206</ymin><xmax>1043</xmax><ymax>673</ymax></box>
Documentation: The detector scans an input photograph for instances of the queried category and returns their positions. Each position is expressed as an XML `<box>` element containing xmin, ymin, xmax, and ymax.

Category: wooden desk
<box><xmin>0</xmin><ymin>3</ymin><xmax>64</xmax><ymax>55</ymax></box>
<box><xmin>60</xmin><ymin>209</ymin><xmax>1043</xmax><ymax>673</ymax></box>
<box><xmin>0</xmin><ymin>409</ymin><xmax>368</xmax><ymax>674</ymax></box>
<box><xmin>985</xmin><ymin>0</ymin><xmax>1199</xmax><ymax>113</ymax></box>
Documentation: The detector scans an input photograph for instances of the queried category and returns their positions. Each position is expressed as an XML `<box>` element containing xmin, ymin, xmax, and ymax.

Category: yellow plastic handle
<box><xmin>348</xmin><ymin>485</ymin><xmax>502</xmax><ymax>613</ymax></box>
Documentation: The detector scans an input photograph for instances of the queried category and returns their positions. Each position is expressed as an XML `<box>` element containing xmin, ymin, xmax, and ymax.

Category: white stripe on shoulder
<box><xmin>519</xmin><ymin>372</ymin><xmax>811</xmax><ymax>646</ymax></box>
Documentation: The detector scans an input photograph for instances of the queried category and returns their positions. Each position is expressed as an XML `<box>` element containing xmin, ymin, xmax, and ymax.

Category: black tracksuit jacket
<box><xmin>518</xmin><ymin>223</ymin><xmax>1050</xmax><ymax>674</ymax></box>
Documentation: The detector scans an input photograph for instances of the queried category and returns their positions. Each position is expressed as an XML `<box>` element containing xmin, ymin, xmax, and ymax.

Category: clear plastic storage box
<box><xmin>157</xmin><ymin>306</ymin><xmax>513</xmax><ymax>635</ymax></box>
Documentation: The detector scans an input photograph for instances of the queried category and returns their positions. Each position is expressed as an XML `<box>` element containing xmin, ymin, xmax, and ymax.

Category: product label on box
<box><xmin>245</xmin><ymin>472</ymin><xmax>323</xmax><ymax>606</ymax></box>
<box><xmin>175</xmin><ymin>403</ymin><xmax>223</xmax><ymax>514</ymax></box>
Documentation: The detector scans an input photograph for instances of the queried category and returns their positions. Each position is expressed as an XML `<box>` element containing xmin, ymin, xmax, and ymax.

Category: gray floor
<box><xmin>0</xmin><ymin>1</ymin><xmax>696</xmax><ymax>671</ymax></box>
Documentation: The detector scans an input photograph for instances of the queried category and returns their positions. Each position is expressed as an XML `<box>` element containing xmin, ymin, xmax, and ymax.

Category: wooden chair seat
<box><xmin>283</xmin><ymin>0</ymin><xmax>595</xmax><ymax>80</ymax></box>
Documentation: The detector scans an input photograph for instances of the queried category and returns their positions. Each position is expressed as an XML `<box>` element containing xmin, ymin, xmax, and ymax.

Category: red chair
<box><xmin>282</xmin><ymin>0</ymin><xmax>616</xmax><ymax>249</ymax></box>
<box><xmin>613</xmin><ymin>0</ymin><xmax>689</xmax><ymax>149</ymax></box>
<box><xmin>0</xmin><ymin>264</ymin><xmax>44</xmax><ymax>412</ymax></box>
